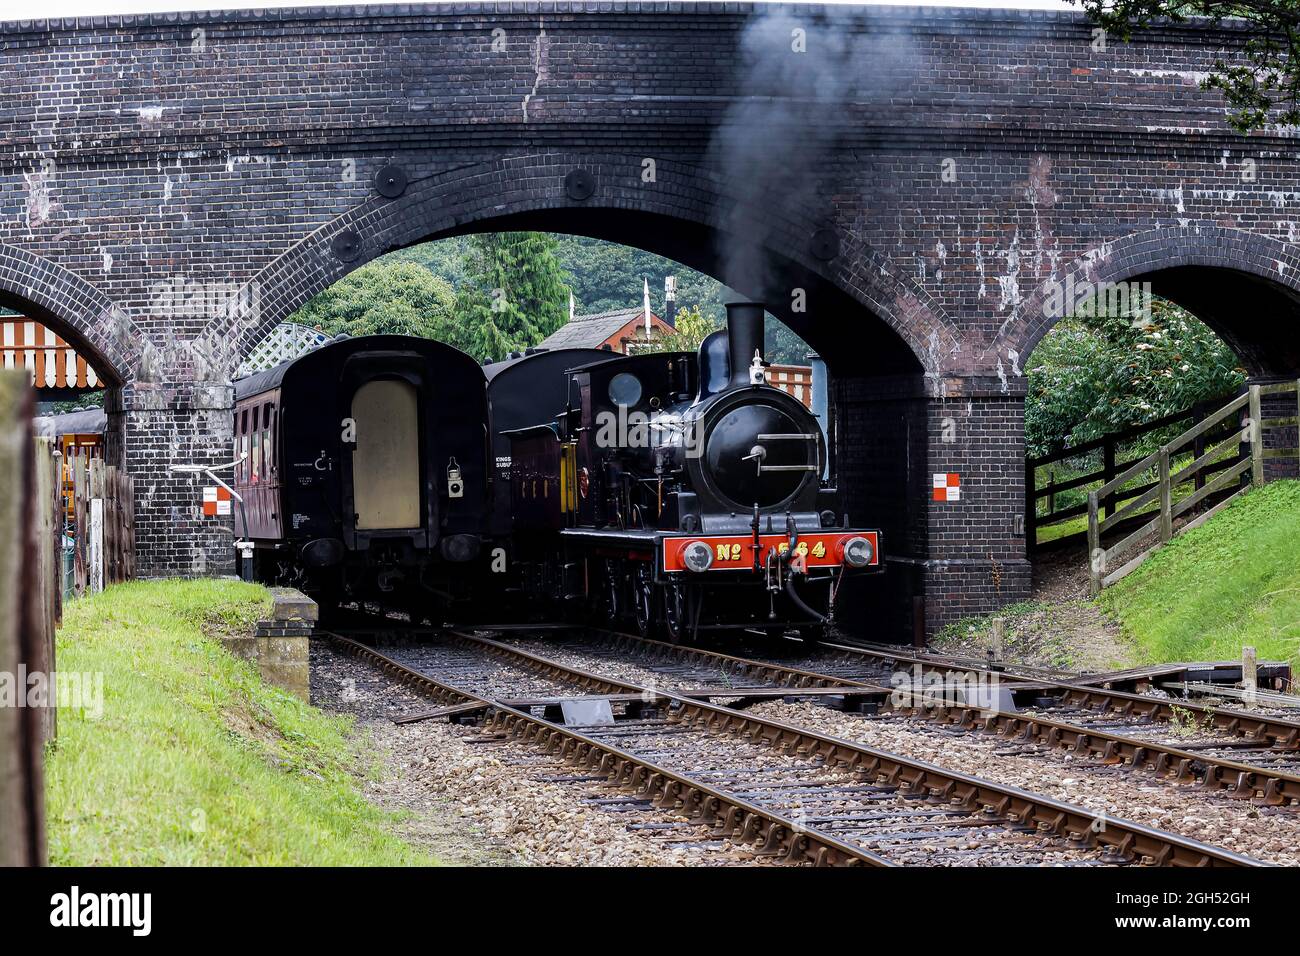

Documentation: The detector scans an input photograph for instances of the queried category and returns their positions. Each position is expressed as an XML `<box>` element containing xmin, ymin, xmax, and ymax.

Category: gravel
<box><xmin>311</xmin><ymin>640</ymin><xmax>769</xmax><ymax>866</ymax></box>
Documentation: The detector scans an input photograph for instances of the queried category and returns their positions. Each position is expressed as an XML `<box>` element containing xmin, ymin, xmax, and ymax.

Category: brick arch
<box><xmin>0</xmin><ymin>243</ymin><xmax>147</xmax><ymax>385</ymax></box>
<box><xmin>997</xmin><ymin>225</ymin><xmax>1300</xmax><ymax>377</ymax></box>
<box><xmin>209</xmin><ymin>152</ymin><xmax>963</xmax><ymax>377</ymax></box>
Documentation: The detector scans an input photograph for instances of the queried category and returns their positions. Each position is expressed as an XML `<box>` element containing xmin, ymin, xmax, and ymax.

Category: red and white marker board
<box><xmin>202</xmin><ymin>486</ymin><xmax>232</xmax><ymax>516</ymax></box>
<box><xmin>932</xmin><ymin>473</ymin><xmax>961</xmax><ymax>502</ymax></box>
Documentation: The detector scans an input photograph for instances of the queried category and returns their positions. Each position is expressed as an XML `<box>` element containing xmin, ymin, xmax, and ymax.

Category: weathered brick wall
<box><xmin>1</xmin><ymin>4</ymin><xmax>1297</xmax><ymax>633</ymax></box>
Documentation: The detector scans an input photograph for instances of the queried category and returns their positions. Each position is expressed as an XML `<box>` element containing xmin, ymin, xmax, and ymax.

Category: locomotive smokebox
<box><xmin>725</xmin><ymin>301</ymin><xmax>766</xmax><ymax>388</ymax></box>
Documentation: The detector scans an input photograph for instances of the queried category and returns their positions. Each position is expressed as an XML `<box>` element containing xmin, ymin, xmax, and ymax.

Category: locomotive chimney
<box><xmin>725</xmin><ymin>301</ymin><xmax>765</xmax><ymax>388</ymax></box>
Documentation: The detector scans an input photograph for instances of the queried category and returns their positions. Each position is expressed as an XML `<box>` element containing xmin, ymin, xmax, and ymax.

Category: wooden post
<box><xmin>1193</xmin><ymin>417</ymin><xmax>1207</xmax><ymax>494</ymax></box>
<box><xmin>1242</xmin><ymin>645</ymin><xmax>1258</xmax><ymax>708</ymax></box>
<box><xmin>32</xmin><ymin>438</ymin><xmax>58</xmax><ymax>745</ymax></box>
<box><xmin>1102</xmin><ymin>438</ymin><xmax>1115</xmax><ymax>518</ymax></box>
<box><xmin>1158</xmin><ymin>447</ymin><xmax>1173</xmax><ymax>543</ymax></box>
<box><xmin>989</xmin><ymin>617</ymin><xmax>1005</xmax><ymax>663</ymax></box>
<box><xmin>1087</xmin><ymin>491</ymin><xmax>1102</xmax><ymax>597</ymax></box>
<box><xmin>89</xmin><ymin>500</ymin><xmax>104</xmax><ymax>593</ymax></box>
<box><xmin>1249</xmin><ymin>384</ymin><xmax>1263</xmax><ymax>487</ymax></box>
<box><xmin>0</xmin><ymin>369</ymin><xmax>46</xmax><ymax>866</ymax></box>
<box><xmin>72</xmin><ymin>455</ymin><xmax>88</xmax><ymax>596</ymax></box>
<box><xmin>89</xmin><ymin>459</ymin><xmax>106</xmax><ymax>593</ymax></box>
<box><xmin>122</xmin><ymin>472</ymin><xmax>136</xmax><ymax>580</ymax></box>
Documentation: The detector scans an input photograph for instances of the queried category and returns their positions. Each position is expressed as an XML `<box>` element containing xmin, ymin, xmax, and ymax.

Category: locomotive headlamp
<box><xmin>841</xmin><ymin>535</ymin><xmax>874</xmax><ymax>568</ymax></box>
<box><xmin>682</xmin><ymin>540</ymin><xmax>714</xmax><ymax>572</ymax></box>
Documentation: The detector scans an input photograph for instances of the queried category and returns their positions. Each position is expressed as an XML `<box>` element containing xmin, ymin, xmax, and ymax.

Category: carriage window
<box><xmin>239</xmin><ymin>409</ymin><xmax>250</xmax><ymax>482</ymax></box>
<box><xmin>262</xmin><ymin>404</ymin><xmax>274</xmax><ymax>476</ymax></box>
<box><xmin>251</xmin><ymin>421</ymin><xmax>261</xmax><ymax>483</ymax></box>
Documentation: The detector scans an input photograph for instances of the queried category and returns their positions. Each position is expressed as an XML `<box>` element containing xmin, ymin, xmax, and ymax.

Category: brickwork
<box><xmin>2</xmin><ymin>5</ymin><xmax>1298</xmax><ymax>634</ymax></box>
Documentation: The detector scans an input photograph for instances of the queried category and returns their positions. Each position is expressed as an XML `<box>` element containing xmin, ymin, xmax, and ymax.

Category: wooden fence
<box><xmin>0</xmin><ymin>369</ymin><xmax>56</xmax><ymax>867</ymax></box>
<box><xmin>68</xmin><ymin>455</ymin><xmax>135</xmax><ymax>595</ymax></box>
<box><xmin>1026</xmin><ymin>396</ymin><xmax>1231</xmax><ymax>550</ymax></box>
<box><xmin>1087</xmin><ymin>381</ymin><xmax>1300</xmax><ymax>595</ymax></box>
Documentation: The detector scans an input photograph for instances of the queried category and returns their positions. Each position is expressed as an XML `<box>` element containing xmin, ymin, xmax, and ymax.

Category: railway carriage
<box><xmin>232</xmin><ymin>334</ymin><xmax>493</xmax><ymax>614</ymax></box>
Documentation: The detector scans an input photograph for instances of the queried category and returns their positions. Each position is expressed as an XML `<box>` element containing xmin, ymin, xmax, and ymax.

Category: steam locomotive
<box><xmin>501</xmin><ymin>302</ymin><xmax>882</xmax><ymax>641</ymax></box>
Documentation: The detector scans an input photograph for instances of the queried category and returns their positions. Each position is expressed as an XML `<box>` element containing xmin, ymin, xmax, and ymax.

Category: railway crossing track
<box><xmin>327</xmin><ymin>627</ymin><xmax>1262</xmax><ymax>867</ymax></box>
<box><xmin>540</xmin><ymin>629</ymin><xmax>1300</xmax><ymax>807</ymax></box>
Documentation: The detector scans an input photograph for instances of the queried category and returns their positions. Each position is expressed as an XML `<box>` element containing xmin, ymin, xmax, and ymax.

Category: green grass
<box><xmin>1102</xmin><ymin>480</ymin><xmax>1300</xmax><ymax>668</ymax></box>
<box><xmin>45</xmin><ymin>578</ymin><xmax>437</xmax><ymax>865</ymax></box>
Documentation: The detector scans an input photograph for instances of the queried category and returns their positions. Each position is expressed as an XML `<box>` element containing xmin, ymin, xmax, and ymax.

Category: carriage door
<box><xmin>351</xmin><ymin>378</ymin><xmax>421</xmax><ymax>530</ymax></box>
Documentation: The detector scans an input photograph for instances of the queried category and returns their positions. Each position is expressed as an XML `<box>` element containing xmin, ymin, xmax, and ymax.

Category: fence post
<box><xmin>123</xmin><ymin>472</ymin><xmax>136</xmax><ymax>579</ymax></box>
<box><xmin>1193</xmin><ymin>410</ymin><xmax>1207</xmax><ymax>494</ymax></box>
<box><xmin>72</xmin><ymin>455</ymin><xmax>88</xmax><ymax>596</ymax></box>
<box><xmin>1102</xmin><ymin>437</ymin><xmax>1115</xmax><ymax>518</ymax></box>
<box><xmin>88</xmin><ymin>458</ymin><xmax>105</xmax><ymax>593</ymax></box>
<box><xmin>1158</xmin><ymin>446</ymin><xmax>1173</xmax><ymax>543</ymax></box>
<box><xmin>1249</xmin><ymin>384</ymin><xmax>1263</xmax><ymax>487</ymax></box>
<box><xmin>1242</xmin><ymin>645</ymin><xmax>1258</xmax><ymax>708</ymax></box>
<box><xmin>33</xmin><ymin>438</ymin><xmax>58</xmax><ymax>745</ymax></box>
<box><xmin>0</xmin><ymin>369</ymin><xmax>46</xmax><ymax>866</ymax></box>
<box><xmin>1087</xmin><ymin>491</ymin><xmax>1101</xmax><ymax>597</ymax></box>
<box><xmin>105</xmin><ymin>464</ymin><xmax>118</xmax><ymax>586</ymax></box>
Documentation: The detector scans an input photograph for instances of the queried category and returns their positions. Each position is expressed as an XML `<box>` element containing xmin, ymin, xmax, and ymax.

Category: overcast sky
<box><xmin>0</xmin><ymin>0</ymin><xmax>1078</xmax><ymax>23</ymax></box>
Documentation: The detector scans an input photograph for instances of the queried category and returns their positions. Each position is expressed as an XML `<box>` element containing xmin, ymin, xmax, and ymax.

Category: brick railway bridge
<box><xmin>3</xmin><ymin>3</ymin><xmax>1298</xmax><ymax>636</ymax></box>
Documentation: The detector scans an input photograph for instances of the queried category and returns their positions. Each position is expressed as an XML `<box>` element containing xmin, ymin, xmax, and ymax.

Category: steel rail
<box><xmin>564</xmin><ymin>629</ymin><xmax>1300</xmax><ymax>806</ymax></box>
<box><xmin>444</xmin><ymin>631</ymin><xmax>1261</xmax><ymax>867</ymax></box>
<box><xmin>819</xmin><ymin>641</ymin><xmax>1300</xmax><ymax>750</ymax></box>
<box><xmin>324</xmin><ymin>631</ymin><xmax>893</xmax><ymax>867</ymax></box>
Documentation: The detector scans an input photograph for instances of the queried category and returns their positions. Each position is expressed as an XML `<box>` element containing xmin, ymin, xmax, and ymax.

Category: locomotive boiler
<box><xmin>504</xmin><ymin>302</ymin><xmax>882</xmax><ymax>641</ymax></box>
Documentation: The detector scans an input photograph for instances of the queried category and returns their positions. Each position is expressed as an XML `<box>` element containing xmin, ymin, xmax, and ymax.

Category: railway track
<box><xmin>541</xmin><ymin>629</ymin><xmax>1300</xmax><ymax>808</ymax></box>
<box><xmin>327</xmin><ymin>626</ymin><xmax>1261</xmax><ymax>867</ymax></box>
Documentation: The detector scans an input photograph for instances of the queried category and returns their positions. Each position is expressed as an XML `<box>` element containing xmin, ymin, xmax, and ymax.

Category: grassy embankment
<box><xmin>45</xmin><ymin>578</ymin><xmax>436</xmax><ymax>865</ymax></box>
<box><xmin>1101</xmin><ymin>479</ymin><xmax>1300</xmax><ymax>667</ymax></box>
<box><xmin>935</xmin><ymin>480</ymin><xmax>1300</xmax><ymax>672</ymax></box>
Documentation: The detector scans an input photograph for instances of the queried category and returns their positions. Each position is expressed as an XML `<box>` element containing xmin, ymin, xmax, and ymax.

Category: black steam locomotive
<box><xmin>231</xmin><ymin>335</ymin><xmax>492</xmax><ymax>614</ymax></box>
<box><xmin>502</xmin><ymin>302</ymin><xmax>882</xmax><ymax>641</ymax></box>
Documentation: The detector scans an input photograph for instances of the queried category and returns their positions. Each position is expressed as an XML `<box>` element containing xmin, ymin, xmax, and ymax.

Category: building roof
<box><xmin>34</xmin><ymin>407</ymin><xmax>106</xmax><ymax>438</ymax></box>
<box><xmin>536</xmin><ymin>307</ymin><xmax>671</xmax><ymax>351</ymax></box>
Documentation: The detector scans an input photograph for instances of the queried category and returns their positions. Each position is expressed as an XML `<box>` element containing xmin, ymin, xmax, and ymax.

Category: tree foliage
<box><xmin>1025</xmin><ymin>297</ymin><xmax>1245</xmax><ymax>458</ymax></box>
<box><xmin>1072</xmin><ymin>0</ymin><xmax>1300</xmax><ymax>131</ymax></box>
<box><xmin>288</xmin><ymin>231</ymin><xmax>816</xmax><ymax>365</ymax></box>
<box><xmin>294</xmin><ymin>260</ymin><xmax>457</xmax><ymax>340</ymax></box>
<box><xmin>454</xmin><ymin>232</ymin><xmax>571</xmax><ymax>362</ymax></box>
